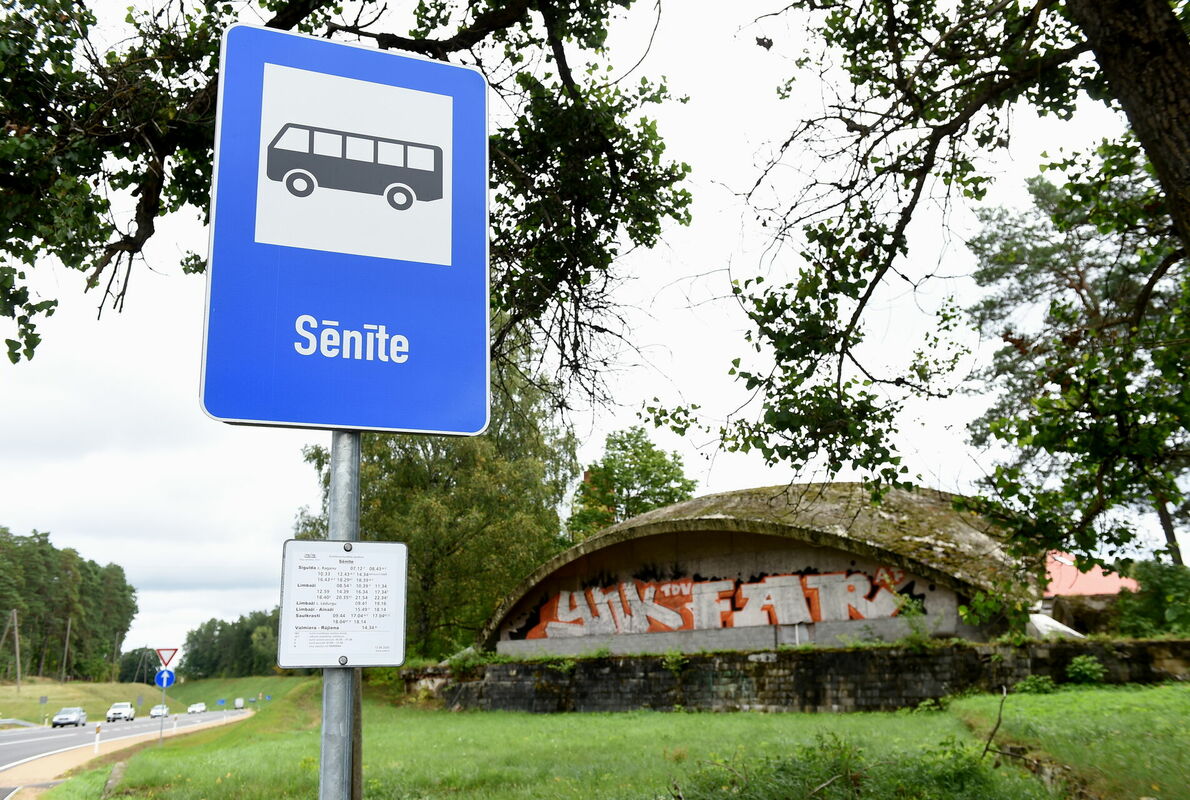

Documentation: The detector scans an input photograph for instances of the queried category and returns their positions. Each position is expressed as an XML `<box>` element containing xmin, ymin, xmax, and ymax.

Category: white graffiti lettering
<box><xmin>523</xmin><ymin>569</ymin><xmax>917</xmax><ymax>641</ymax></box>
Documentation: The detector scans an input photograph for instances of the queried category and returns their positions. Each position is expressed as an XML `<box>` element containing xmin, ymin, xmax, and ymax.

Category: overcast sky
<box><xmin>1</xmin><ymin>5</ymin><xmax>1182</xmax><ymax>662</ymax></box>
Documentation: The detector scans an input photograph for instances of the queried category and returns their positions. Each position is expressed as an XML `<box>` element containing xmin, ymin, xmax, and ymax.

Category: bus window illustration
<box><xmin>266</xmin><ymin>123</ymin><xmax>444</xmax><ymax>211</ymax></box>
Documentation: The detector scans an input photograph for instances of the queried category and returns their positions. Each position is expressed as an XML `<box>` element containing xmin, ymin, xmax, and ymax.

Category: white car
<box><xmin>51</xmin><ymin>707</ymin><xmax>87</xmax><ymax>727</ymax></box>
<box><xmin>149</xmin><ymin>704</ymin><xmax>169</xmax><ymax>718</ymax></box>
<box><xmin>105</xmin><ymin>702</ymin><xmax>135</xmax><ymax>722</ymax></box>
<box><xmin>187</xmin><ymin>702</ymin><xmax>207</xmax><ymax>714</ymax></box>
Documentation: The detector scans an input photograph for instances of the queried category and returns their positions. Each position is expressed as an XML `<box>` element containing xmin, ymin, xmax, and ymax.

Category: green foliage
<box><xmin>540</xmin><ymin>654</ymin><xmax>578</xmax><ymax>675</ymax></box>
<box><xmin>1115</xmin><ymin>560</ymin><xmax>1190</xmax><ymax>636</ymax></box>
<box><xmin>893</xmin><ymin>594</ymin><xmax>933</xmax><ymax>651</ymax></box>
<box><xmin>297</xmin><ymin>370</ymin><xmax>578</xmax><ymax>659</ymax></box>
<box><xmin>660</xmin><ymin>649</ymin><xmax>687</xmax><ymax>675</ymax></box>
<box><xmin>177</xmin><ymin>607</ymin><xmax>285</xmax><ymax>679</ymax></box>
<box><xmin>0</xmin><ymin>0</ymin><xmax>690</xmax><ymax>387</ymax></box>
<box><xmin>956</xmin><ymin>583</ymin><xmax>1034</xmax><ymax>635</ymax></box>
<box><xmin>48</xmin><ymin>688</ymin><xmax>1063</xmax><ymax>800</ymax></box>
<box><xmin>1064</xmin><ymin>654</ymin><xmax>1106</xmax><ymax>684</ymax></box>
<box><xmin>1013</xmin><ymin>674</ymin><xmax>1058</xmax><ymax>695</ymax></box>
<box><xmin>118</xmin><ymin>647</ymin><xmax>160</xmax><ymax>686</ymax></box>
<box><xmin>953</xmin><ymin>683</ymin><xmax>1190</xmax><ymax>800</ymax></box>
<box><xmin>566</xmin><ymin>426</ymin><xmax>696</xmax><ymax>539</ymax></box>
<box><xmin>446</xmin><ymin>647</ymin><xmax>489</xmax><ymax>675</ymax></box>
<box><xmin>656</xmin><ymin>0</ymin><xmax>1110</xmax><ymax>494</ymax></box>
<box><xmin>961</xmin><ymin>147</ymin><xmax>1188</xmax><ymax>565</ymax></box>
<box><xmin>651</xmin><ymin>1</ymin><xmax>1190</xmax><ymax>569</ymax></box>
<box><xmin>0</xmin><ymin>527</ymin><xmax>137</xmax><ymax>681</ymax></box>
<box><xmin>666</xmin><ymin>734</ymin><xmax>1055</xmax><ymax>800</ymax></box>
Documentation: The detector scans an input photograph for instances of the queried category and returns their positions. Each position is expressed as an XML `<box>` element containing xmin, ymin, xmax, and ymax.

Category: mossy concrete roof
<box><xmin>480</xmin><ymin>483</ymin><xmax>1021</xmax><ymax>649</ymax></box>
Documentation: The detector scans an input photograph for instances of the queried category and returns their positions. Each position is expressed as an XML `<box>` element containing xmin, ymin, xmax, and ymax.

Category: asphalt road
<box><xmin>0</xmin><ymin>709</ymin><xmax>250</xmax><ymax>798</ymax></box>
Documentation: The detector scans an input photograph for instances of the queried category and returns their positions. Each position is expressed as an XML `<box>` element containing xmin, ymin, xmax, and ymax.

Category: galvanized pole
<box><xmin>320</xmin><ymin>430</ymin><xmax>360</xmax><ymax>800</ymax></box>
<box><xmin>13</xmin><ymin>609</ymin><xmax>20</xmax><ymax>694</ymax></box>
<box><xmin>158</xmin><ymin>678</ymin><xmax>167</xmax><ymax>746</ymax></box>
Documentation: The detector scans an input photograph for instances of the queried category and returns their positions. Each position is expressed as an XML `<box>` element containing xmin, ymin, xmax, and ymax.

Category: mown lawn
<box><xmin>44</xmin><ymin>678</ymin><xmax>1058</xmax><ymax>800</ymax></box>
<box><xmin>0</xmin><ymin>674</ymin><xmax>311</xmax><ymax>725</ymax></box>
<box><xmin>165</xmin><ymin>674</ymin><xmax>311</xmax><ymax>712</ymax></box>
<box><xmin>0</xmin><ymin>677</ymin><xmax>172</xmax><ymax>725</ymax></box>
<box><xmin>952</xmin><ymin>683</ymin><xmax>1190</xmax><ymax>800</ymax></box>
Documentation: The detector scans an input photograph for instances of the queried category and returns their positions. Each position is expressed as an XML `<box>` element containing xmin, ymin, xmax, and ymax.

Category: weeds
<box><xmin>1013</xmin><ymin>675</ymin><xmax>1057</xmax><ymax>694</ymax></box>
<box><xmin>1064</xmin><ymin>655</ymin><xmax>1106</xmax><ymax>684</ymax></box>
<box><xmin>661</xmin><ymin>650</ymin><xmax>688</xmax><ymax>676</ymax></box>
<box><xmin>661</xmin><ymin>734</ymin><xmax>1056</xmax><ymax>799</ymax></box>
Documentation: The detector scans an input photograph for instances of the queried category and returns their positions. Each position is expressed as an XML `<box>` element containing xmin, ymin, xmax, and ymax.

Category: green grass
<box><xmin>657</xmin><ymin>734</ymin><xmax>1056</xmax><ymax>800</ymax></box>
<box><xmin>0</xmin><ymin>674</ymin><xmax>308</xmax><ymax>724</ymax></box>
<box><xmin>166</xmin><ymin>674</ymin><xmax>312</xmax><ymax>710</ymax></box>
<box><xmin>952</xmin><ymin>683</ymin><xmax>1190</xmax><ymax>800</ymax></box>
<box><xmin>44</xmin><ymin>679</ymin><xmax>1055</xmax><ymax>800</ymax></box>
<box><xmin>0</xmin><ymin>677</ymin><xmax>181</xmax><ymax>724</ymax></box>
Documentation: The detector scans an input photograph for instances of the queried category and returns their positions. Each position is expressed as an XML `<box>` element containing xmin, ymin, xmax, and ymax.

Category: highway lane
<box><xmin>0</xmin><ymin>709</ymin><xmax>250</xmax><ymax>796</ymax></box>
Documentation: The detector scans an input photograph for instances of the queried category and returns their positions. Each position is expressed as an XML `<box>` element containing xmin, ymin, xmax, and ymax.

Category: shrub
<box><xmin>1013</xmin><ymin>674</ymin><xmax>1058</xmax><ymax>694</ymax></box>
<box><xmin>1065</xmin><ymin>654</ymin><xmax>1107</xmax><ymax>684</ymax></box>
<box><xmin>1115</xmin><ymin>560</ymin><xmax>1190</xmax><ymax>637</ymax></box>
<box><xmin>446</xmin><ymin>647</ymin><xmax>487</xmax><ymax>674</ymax></box>
<box><xmin>661</xmin><ymin>650</ymin><xmax>688</xmax><ymax>675</ymax></box>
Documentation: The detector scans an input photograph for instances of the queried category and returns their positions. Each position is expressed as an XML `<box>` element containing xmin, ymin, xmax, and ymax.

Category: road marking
<box><xmin>0</xmin><ymin>733</ymin><xmax>81</xmax><ymax>748</ymax></box>
<box><xmin>0</xmin><ymin>714</ymin><xmax>244</xmax><ymax>774</ymax></box>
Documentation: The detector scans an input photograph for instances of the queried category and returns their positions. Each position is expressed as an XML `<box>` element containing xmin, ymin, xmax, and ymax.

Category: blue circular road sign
<box><xmin>154</xmin><ymin>668</ymin><xmax>176</xmax><ymax>688</ymax></box>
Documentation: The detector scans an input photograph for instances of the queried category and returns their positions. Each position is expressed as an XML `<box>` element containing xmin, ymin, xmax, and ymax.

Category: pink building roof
<box><xmin>1044</xmin><ymin>552</ymin><xmax>1139</xmax><ymax>597</ymax></box>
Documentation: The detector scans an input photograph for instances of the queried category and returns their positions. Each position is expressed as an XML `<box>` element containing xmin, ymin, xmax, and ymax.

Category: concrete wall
<box><xmin>415</xmin><ymin>640</ymin><xmax>1189</xmax><ymax>713</ymax></box>
<box><xmin>497</xmin><ymin>531</ymin><xmax>965</xmax><ymax>654</ymax></box>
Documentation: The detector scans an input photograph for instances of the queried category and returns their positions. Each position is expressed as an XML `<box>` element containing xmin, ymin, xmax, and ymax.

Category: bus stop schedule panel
<box><xmin>278</xmin><ymin>539</ymin><xmax>408</xmax><ymax>669</ymax></box>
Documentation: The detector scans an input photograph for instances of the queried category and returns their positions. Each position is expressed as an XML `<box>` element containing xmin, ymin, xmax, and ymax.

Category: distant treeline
<box><xmin>178</xmin><ymin>607</ymin><xmax>283</xmax><ymax>678</ymax></box>
<box><xmin>0</xmin><ymin>527</ymin><xmax>138</xmax><ymax>682</ymax></box>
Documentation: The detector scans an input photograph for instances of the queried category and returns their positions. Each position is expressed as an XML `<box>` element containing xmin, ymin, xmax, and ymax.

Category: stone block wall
<box><xmin>409</xmin><ymin>639</ymin><xmax>1189</xmax><ymax>713</ymax></box>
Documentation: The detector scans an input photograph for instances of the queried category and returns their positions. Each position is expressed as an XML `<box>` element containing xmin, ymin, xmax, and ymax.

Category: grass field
<box><xmin>0</xmin><ymin>677</ymin><xmax>179</xmax><ymax>725</ymax></box>
<box><xmin>22</xmin><ymin>678</ymin><xmax>1185</xmax><ymax>800</ymax></box>
<box><xmin>38</xmin><ymin>677</ymin><xmax>1061</xmax><ymax>800</ymax></box>
<box><xmin>0</xmin><ymin>674</ymin><xmax>309</xmax><ymax>725</ymax></box>
<box><xmin>952</xmin><ymin>683</ymin><xmax>1190</xmax><ymax>800</ymax></box>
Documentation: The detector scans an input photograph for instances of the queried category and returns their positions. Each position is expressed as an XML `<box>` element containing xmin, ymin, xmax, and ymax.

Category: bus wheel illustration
<box><xmin>284</xmin><ymin>170</ymin><xmax>317</xmax><ymax>198</ymax></box>
<box><xmin>385</xmin><ymin>184</ymin><xmax>416</xmax><ymax>211</ymax></box>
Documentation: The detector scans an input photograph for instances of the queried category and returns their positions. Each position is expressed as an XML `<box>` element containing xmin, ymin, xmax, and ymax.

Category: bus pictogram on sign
<box><xmin>266</xmin><ymin>123</ymin><xmax>444</xmax><ymax>211</ymax></box>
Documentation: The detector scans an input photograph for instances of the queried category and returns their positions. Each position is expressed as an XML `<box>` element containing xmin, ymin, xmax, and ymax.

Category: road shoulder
<box><xmin>0</xmin><ymin>711</ymin><xmax>249</xmax><ymax>792</ymax></box>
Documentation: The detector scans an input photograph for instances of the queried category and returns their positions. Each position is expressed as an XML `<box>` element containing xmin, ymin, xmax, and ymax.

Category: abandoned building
<box><xmin>481</xmin><ymin>483</ymin><xmax>1022</xmax><ymax>656</ymax></box>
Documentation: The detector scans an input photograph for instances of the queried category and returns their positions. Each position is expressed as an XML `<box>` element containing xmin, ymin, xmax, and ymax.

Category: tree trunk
<box><xmin>36</xmin><ymin>634</ymin><xmax>48</xmax><ymax>677</ymax></box>
<box><xmin>13</xmin><ymin>610</ymin><xmax>20</xmax><ymax>693</ymax></box>
<box><xmin>1066</xmin><ymin>0</ymin><xmax>1190</xmax><ymax>254</ymax></box>
<box><xmin>1154</xmin><ymin>495</ymin><xmax>1185</xmax><ymax>566</ymax></box>
<box><xmin>60</xmin><ymin>616</ymin><xmax>71</xmax><ymax>682</ymax></box>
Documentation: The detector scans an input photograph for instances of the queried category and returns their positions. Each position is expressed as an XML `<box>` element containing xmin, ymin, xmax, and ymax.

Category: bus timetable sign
<box><xmin>202</xmin><ymin>25</ymin><xmax>489</xmax><ymax>434</ymax></box>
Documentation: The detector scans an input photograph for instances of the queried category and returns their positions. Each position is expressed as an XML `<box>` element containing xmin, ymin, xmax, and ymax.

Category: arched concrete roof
<box><xmin>480</xmin><ymin>482</ymin><xmax>1018</xmax><ymax>650</ymax></box>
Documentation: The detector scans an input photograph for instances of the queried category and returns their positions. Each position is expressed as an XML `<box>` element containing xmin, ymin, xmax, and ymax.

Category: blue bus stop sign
<box><xmin>202</xmin><ymin>25</ymin><xmax>489</xmax><ymax>434</ymax></box>
<box><xmin>155</xmin><ymin>668</ymin><xmax>176</xmax><ymax>688</ymax></box>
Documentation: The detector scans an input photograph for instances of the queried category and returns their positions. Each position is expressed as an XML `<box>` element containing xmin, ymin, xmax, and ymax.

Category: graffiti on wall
<box><xmin>515</xmin><ymin>568</ymin><xmax>915</xmax><ymax>639</ymax></box>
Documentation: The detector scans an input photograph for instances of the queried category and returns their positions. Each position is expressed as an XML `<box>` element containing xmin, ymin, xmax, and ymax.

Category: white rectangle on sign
<box><xmin>278</xmin><ymin>539</ymin><xmax>407</xmax><ymax>668</ymax></box>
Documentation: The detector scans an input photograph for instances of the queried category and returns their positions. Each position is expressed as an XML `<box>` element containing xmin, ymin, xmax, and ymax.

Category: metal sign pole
<box><xmin>320</xmin><ymin>430</ymin><xmax>360</xmax><ymax>800</ymax></box>
<box><xmin>158</xmin><ymin>680</ymin><xmax>167</xmax><ymax>746</ymax></box>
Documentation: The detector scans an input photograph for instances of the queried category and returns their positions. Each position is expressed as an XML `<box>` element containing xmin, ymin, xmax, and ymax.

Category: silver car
<box><xmin>51</xmin><ymin>707</ymin><xmax>87</xmax><ymax>727</ymax></box>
